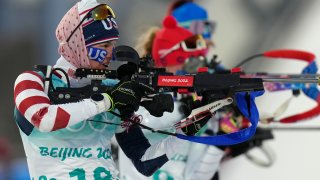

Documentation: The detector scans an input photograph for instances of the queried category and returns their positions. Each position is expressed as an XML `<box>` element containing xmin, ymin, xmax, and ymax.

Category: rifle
<box><xmin>45</xmin><ymin>46</ymin><xmax>265</xmax><ymax>106</ymax></box>
<box><xmin>45</xmin><ymin>46</ymin><xmax>320</xmax><ymax>124</ymax></box>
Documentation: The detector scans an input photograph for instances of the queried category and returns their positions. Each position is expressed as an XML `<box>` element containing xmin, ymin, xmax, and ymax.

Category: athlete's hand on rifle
<box><xmin>141</xmin><ymin>94</ymin><xmax>174</xmax><ymax>117</ymax></box>
<box><xmin>110</xmin><ymin>81</ymin><xmax>154</xmax><ymax>117</ymax></box>
<box><xmin>110</xmin><ymin>81</ymin><xmax>174</xmax><ymax>118</ymax></box>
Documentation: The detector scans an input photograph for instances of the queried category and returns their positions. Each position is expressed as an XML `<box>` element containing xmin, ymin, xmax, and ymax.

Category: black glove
<box><xmin>179</xmin><ymin>96</ymin><xmax>202</xmax><ymax>117</ymax></box>
<box><xmin>110</xmin><ymin>81</ymin><xmax>154</xmax><ymax>117</ymax></box>
<box><xmin>117</xmin><ymin>62</ymin><xmax>138</xmax><ymax>81</ymax></box>
<box><xmin>179</xmin><ymin>96</ymin><xmax>212</xmax><ymax>136</ymax></box>
<box><xmin>141</xmin><ymin>94</ymin><xmax>174</xmax><ymax>117</ymax></box>
<box><xmin>181</xmin><ymin>112</ymin><xmax>212</xmax><ymax>136</ymax></box>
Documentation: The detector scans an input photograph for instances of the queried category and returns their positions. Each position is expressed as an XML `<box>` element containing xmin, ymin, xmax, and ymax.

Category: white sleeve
<box><xmin>140</xmin><ymin>101</ymin><xmax>184</xmax><ymax>130</ymax></box>
<box><xmin>184</xmin><ymin>143</ymin><xmax>224</xmax><ymax>180</ymax></box>
<box><xmin>141</xmin><ymin>129</ymin><xmax>188</xmax><ymax>161</ymax></box>
<box><xmin>137</xmin><ymin>101</ymin><xmax>187</xmax><ymax>160</ymax></box>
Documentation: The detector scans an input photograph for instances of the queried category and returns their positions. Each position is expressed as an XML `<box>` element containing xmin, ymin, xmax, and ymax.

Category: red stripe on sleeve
<box><xmin>52</xmin><ymin>107</ymin><xmax>70</xmax><ymax>131</ymax></box>
<box><xmin>18</xmin><ymin>96</ymin><xmax>50</xmax><ymax>115</ymax></box>
<box><xmin>24</xmin><ymin>71</ymin><xmax>44</xmax><ymax>82</ymax></box>
<box><xmin>31</xmin><ymin>107</ymin><xmax>49</xmax><ymax>128</ymax></box>
<box><xmin>14</xmin><ymin>80</ymin><xmax>44</xmax><ymax>101</ymax></box>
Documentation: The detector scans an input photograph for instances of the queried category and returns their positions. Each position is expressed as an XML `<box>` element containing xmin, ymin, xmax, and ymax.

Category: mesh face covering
<box><xmin>56</xmin><ymin>4</ymin><xmax>91</xmax><ymax>69</ymax></box>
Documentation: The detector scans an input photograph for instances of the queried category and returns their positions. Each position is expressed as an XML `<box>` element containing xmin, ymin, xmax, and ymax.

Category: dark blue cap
<box><xmin>83</xmin><ymin>16</ymin><xmax>119</xmax><ymax>47</ymax></box>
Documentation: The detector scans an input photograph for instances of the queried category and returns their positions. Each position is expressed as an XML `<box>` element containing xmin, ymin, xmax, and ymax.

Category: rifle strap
<box><xmin>177</xmin><ymin>91</ymin><xmax>264</xmax><ymax>146</ymax></box>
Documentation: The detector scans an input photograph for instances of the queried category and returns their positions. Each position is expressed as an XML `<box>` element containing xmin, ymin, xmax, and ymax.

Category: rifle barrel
<box><xmin>261</xmin><ymin>77</ymin><xmax>319</xmax><ymax>84</ymax></box>
<box><xmin>243</xmin><ymin>73</ymin><xmax>320</xmax><ymax>78</ymax></box>
<box><xmin>261</xmin><ymin>127</ymin><xmax>320</xmax><ymax>131</ymax></box>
